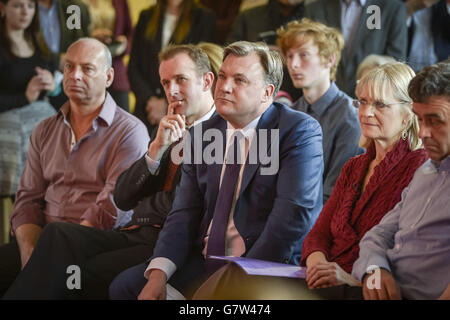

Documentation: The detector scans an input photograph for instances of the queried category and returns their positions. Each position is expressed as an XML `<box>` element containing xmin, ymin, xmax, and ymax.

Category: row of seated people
<box><xmin>1</xmin><ymin>0</ymin><xmax>449</xmax><ymax>205</ymax></box>
<box><xmin>19</xmin><ymin>0</ymin><xmax>443</xmax><ymax>135</ymax></box>
<box><xmin>0</xmin><ymin>15</ymin><xmax>449</xmax><ymax>300</ymax></box>
<box><xmin>0</xmin><ymin>0</ymin><xmax>448</xmax><ymax>298</ymax></box>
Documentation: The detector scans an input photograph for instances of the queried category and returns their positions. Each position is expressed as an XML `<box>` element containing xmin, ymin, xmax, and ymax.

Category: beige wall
<box><xmin>128</xmin><ymin>0</ymin><xmax>155</xmax><ymax>25</ymax></box>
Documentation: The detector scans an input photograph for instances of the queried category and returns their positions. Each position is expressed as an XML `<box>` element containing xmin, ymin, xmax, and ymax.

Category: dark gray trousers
<box><xmin>2</xmin><ymin>222</ymin><xmax>159</xmax><ymax>299</ymax></box>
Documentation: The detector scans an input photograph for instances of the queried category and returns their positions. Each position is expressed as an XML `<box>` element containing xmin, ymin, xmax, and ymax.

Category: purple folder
<box><xmin>208</xmin><ymin>255</ymin><xmax>306</xmax><ymax>279</ymax></box>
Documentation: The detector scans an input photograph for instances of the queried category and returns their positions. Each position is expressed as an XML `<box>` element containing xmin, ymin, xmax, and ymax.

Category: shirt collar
<box><xmin>226</xmin><ymin>115</ymin><xmax>261</xmax><ymax>143</ymax></box>
<box><xmin>191</xmin><ymin>104</ymin><xmax>216</xmax><ymax>128</ymax></box>
<box><xmin>58</xmin><ymin>92</ymin><xmax>116</xmax><ymax>127</ymax></box>
<box><xmin>97</xmin><ymin>92</ymin><xmax>116</xmax><ymax>126</ymax></box>
<box><xmin>308</xmin><ymin>81</ymin><xmax>339</xmax><ymax>117</ymax></box>
<box><xmin>431</xmin><ymin>156</ymin><xmax>450</xmax><ymax>173</ymax></box>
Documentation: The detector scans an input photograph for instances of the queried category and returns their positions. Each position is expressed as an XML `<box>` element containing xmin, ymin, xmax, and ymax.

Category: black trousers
<box><xmin>0</xmin><ymin>240</ymin><xmax>21</xmax><ymax>297</ymax></box>
<box><xmin>2</xmin><ymin>222</ymin><xmax>159</xmax><ymax>299</ymax></box>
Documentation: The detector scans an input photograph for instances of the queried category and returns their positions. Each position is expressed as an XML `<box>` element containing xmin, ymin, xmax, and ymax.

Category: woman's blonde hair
<box><xmin>197</xmin><ymin>42</ymin><xmax>223</xmax><ymax>94</ymax></box>
<box><xmin>356</xmin><ymin>62</ymin><xmax>422</xmax><ymax>151</ymax></box>
<box><xmin>356</xmin><ymin>54</ymin><xmax>397</xmax><ymax>81</ymax></box>
<box><xmin>197</xmin><ymin>42</ymin><xmax>223</xmax><ymax>79</ymax></box>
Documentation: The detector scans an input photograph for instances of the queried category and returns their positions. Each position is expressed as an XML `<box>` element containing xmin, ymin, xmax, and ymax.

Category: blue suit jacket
<box><xmin>152</xmin><ymin>103</ymin><xmax>324</xmax><ymax>294</ymax></box>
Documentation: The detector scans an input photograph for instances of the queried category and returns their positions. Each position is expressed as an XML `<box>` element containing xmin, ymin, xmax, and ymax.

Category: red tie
<box><xmin>163</xmin><ymin>142</ymin><xmax>183</xmax><ymax>191</ymax></box>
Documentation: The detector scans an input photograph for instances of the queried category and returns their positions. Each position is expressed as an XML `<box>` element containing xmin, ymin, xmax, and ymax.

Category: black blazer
<box><xmin>113</xmin><ymin>111</ymin><xmax>217</xmax><ymax>227</ymax></box>
<box><xmin>127</xmin><ymin>5</ymin><xmax>216</xmax><ymax>131</ymax></box>
<box><xmin>113</xmin><ymin>146</ymin><xmax>181</xmax><ymax>227</ymax></box>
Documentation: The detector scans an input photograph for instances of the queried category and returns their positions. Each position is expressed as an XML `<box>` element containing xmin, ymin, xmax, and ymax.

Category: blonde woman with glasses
<box><xmin>193</xmin><ymin>62</ymin><xmax>429</xmax><ymax>300</ymax></box>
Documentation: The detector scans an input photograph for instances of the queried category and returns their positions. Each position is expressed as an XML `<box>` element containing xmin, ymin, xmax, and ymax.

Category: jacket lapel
<box><xmin>205</xmin><ymin>105</ymin><xmax>279</xmax><ymax>214</ymax></box>
<box><xmin>205</xmin><ymin>118</ymin><xmax>227</xmax><ymax>216</ymax></box>
<box><xmin>238</xmin><ymin>104</ymin><xmax>279</xmax><ymax>198</ymax></box>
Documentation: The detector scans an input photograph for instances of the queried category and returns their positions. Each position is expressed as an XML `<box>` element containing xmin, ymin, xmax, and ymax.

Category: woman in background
<box><xmin>82</xmin><ymin>0</ymin><xmax>132</xmax><ymax>111</ymax></box>
<box><xmin>128</xmin><ymin>0</ymin><xmax>216</xmax><ymax>135</ymax></box>
<box><xmin>0</xmin><ymin>0</ymin><xmax>58</xmax><ymax>200</ymax></box>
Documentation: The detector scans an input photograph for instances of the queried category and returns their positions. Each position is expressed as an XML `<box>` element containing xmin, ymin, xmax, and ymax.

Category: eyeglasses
<box><xmin>352</xmin><ymin>99</ymin><xmax>410</xmax><ymax>109</ymax></box>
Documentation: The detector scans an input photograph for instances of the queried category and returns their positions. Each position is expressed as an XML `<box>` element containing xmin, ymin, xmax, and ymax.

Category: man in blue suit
<box><xmin>109</xmin><ymin>41</ymin><xmax>324</xmax><ymax>300</ymax></box>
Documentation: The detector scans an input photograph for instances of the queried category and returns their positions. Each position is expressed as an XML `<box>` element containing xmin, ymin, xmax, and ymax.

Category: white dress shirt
<box><xmin>162</xmin><ymin>13</ymin><xmax>178</xmax><ymax>49</ymax></box>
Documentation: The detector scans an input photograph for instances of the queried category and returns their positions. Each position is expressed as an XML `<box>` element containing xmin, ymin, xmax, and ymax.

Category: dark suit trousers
<box><xmin>2</xmin><ymin>222</ymin><xmax>160</xmax><ymax>299</ymax></box>
<box><xmin>0</xmin><ymin>240</ymin><xmax>21</xmax><ymax>297</ymax></box>
<box><xmin>109</xmin><ymin>252</ymin><xmax>208</xmax><ymax>300</ymax></box>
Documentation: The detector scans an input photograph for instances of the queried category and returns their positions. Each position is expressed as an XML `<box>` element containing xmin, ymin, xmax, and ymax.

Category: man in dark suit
<box><xmin>128</xmin><ymin>2</ymin><xmax>216</xmax><ymax>135</ymax></box>
<box><xmin>109</xmin><ymin>41</ymin><xmax>324</xmax><ymax>300</ymax></box>
<box><xmin>113</xmin><ymin>44</ymin><xmax>217</xmax><ymax>230</ymax></box>
<box><xmin>304</xmin><ymin>0</ymin><xmax>408</xmax><ymax>97</ymax></box>
<box><xmin>2</xmin><ymin>44</ymin><xmax>217</xmax><ymax>299</ymax></box>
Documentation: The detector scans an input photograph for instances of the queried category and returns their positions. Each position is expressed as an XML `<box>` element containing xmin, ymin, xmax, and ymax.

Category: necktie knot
<box><xmin>225</xmin><ymin>131</ymin><xmax>247</xmax><ymax>165</ymax></box>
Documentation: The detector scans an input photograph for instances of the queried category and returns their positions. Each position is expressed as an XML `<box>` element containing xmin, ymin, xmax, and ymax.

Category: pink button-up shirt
<box><xmin>10</xmin><ymin>93</ymin><xmax>149</xmax><ymax>231</ymax></box>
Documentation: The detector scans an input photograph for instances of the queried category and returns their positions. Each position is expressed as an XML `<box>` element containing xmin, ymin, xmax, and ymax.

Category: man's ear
<box><xmin>106</xmin><ymin>68</ymin><xmax>114</xmax><ymax>88</ymax></box>
<box><xmin>326</xmin><ymin>53</ymin><xmax>337</xmax><ymax>69</ymax></box>
<box><xmin>202</xmin><ymin>71</ymin><xmax>214</xmax><ymax>92</ymax></box>
<box><xmin>261</xmin><ymin>84</ymin><xmax>275</xmax><ymax>103</ymax></box>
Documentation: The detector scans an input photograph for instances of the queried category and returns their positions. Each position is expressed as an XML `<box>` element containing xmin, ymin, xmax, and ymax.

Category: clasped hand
<box><xmin>26</xmin><ymin>67</ymin><xmax>56</xmax><ymax>102</ymax></box>
<box><xmin>306</xmin><ymin>261</ymin><xmax>361</xmax><ymax>289</ymax></box>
